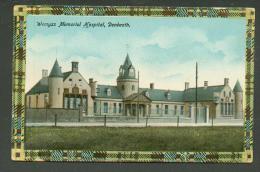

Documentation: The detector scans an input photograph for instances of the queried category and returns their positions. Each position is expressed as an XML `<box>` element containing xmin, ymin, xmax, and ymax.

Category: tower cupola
<box><xmin>48</xmin><ymin>59</ymin><xmax>64</xmax><ymax>108</ymax></box>
<box><xmin>49</xmin><ymin>59</ymin><xmax>63</xmax><ymax>78</ymax></box>
<box><xmin>117</xmin><ymin>53</ymin><xmax>138</xmax><ymax>98</ymax></box>
<box><xmin>233</xmin><ymin>80</ymin><xmax>243</xmax><ymax>92</ymax></box>
<box><xmin>117</xmin><ymin>53</ymin><xmax>136</xmax><ymax>80</ymax></box>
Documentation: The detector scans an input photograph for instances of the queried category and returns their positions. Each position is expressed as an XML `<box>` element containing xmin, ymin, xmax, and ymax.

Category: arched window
<box><xmin>122</xmin><ymin>85</ymin><xmax>125</xmax><ymax>90</ymax></box>
<box><xmin>129</xmin><ymin>68</ymin><xmax>135</xmax><ymax>77</ymax></box>
<box><xmin>132</xmin><ymin>85</ymin><xmax>135</xmax><ymax>91</ymax></box>
<box><xmin>119</xmin><ymin>67</ymin><xmax>123</xmax><ymax>76</ymax></box>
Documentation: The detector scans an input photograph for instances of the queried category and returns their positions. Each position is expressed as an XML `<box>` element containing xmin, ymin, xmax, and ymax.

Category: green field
<box><xmin>25</xmin><ymin>126</ymin><xmax>244</xmax><ymax>151</ymax></box>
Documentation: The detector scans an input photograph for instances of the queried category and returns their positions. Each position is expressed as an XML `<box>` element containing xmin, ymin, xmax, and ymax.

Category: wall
<box><xmin>93</xmin><ymin>99</ymin><xmax>124</xmax><ymax>116</ymax></box>
<box><xmin>117</xmin><ymin>79</ymin><xmax>138</xmax><ymax>98</ymax></box>
<box><xmin>49</xmin><ymin>77</ymin><xmax>63</xmax><ymax>108</ymax></box>
<box><xmin>150</xmin><ymin>101</ymin><xmax>185</xmax><ymax>116</ymax></box>
<box><xmin>26</xmin><ymin>93</ymin><xmax>49</xmax><ymax>108</ymax></box>
<box><xmin>26</xmin><ymin>108</ymin><xmax>81</xmax><ymax>123</ymax></box>
<box><xmin>63</xmin><ymin>72</ymin><xmax>94</xmax><ymax>115</ymax></box>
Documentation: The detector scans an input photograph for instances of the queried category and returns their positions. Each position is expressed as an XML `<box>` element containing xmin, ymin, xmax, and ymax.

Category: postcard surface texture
<box><xmin>12</xmin><ymin>6</ymin><xmax>254</xmax><ymax>163</ymax></box>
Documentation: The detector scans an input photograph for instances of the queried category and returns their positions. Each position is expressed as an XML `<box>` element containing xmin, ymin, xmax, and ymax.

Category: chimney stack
<box><xmin>185</xmin><ymin>82</ymin><xmax>189</xmax><ymax>90</ymax></box>
<box><xmin>150</xmin><ymin>83</ymin><xmax>154</xmax><ymax>89</ymax></box>
<box><xmin>89</xmin><ymin>78</ymin><xmax>97</xmax><ymax>97</ymax></box>
<box><xmin>72</xmin><ymin>61</ymin><xmax>79</xmax><ymax>72</ymax></box>
<box><xmin>42</xmin><ymin>69</ymin><xmax>48</xmax><ymax>78</ymax></box>
<box><xmin>224</xmin><ymin>78</ymin><xmax>229</xmax><ymax>86</ymax></box>
<box><xmin>204</xmin><ymin>81</ymin><xmax>208</xmax><ymax>88</ymax></box>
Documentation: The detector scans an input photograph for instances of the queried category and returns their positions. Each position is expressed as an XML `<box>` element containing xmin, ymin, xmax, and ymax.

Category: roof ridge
<box><xmin>98</xmin><ymin>84</ymin><xmax>117</xmax><ymax>87</ymax></box>
<box><xmin>140</xmin><ymin>88</ymin><xmax>183</xmax><ymax>92</ymax></box>
<box><xmin>187</xmin><ymin>85</ymin><xmax>224</xmax><ymax>89</ymax></box>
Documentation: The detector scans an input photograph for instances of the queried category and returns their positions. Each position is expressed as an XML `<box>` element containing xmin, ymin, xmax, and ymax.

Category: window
<box><xmin>73</xmin><ymin>98</ymin><xmax>77</xmax><ymax>109</ymax></box>
<box><xmin>119</xmin><ymin>67</ymin><xmax>125</xmax><ymax>76</ymax></box>
<box><xmin>107</xmin><ymin>88</ymin><xmax>111</xmax><ymax>96</ymax></box>
<box><xmin>231</xmin><ymin>103</ymin><xmax>233</xmax><ymax>115</ymax></box>
<box><xmin>72</xmin><ymin>87</ymin><xmax>79</xmax><ymax>94</ymax></box>
<box><xmin>224</xmin><ymin>91</ymin><xmax>226</xmax><ymax>97</ymax></box>
<box><xmin>174</xmin><ymin>105</ymin><xmax>177</xmax><ymax>115</ymax></box>
<box><xmin>122</xmin><ymin>85</ymin><xmax>125</xmax><ymax>90</ymax></box>
<box><xmin>103</xmin><ymin>102</ymin><xmax>108</xmax><ymax>113</ymax></box>
<box><xmin>221</xmin><ymin>103</ymin><xmax>224</xmax><ymax>115</ymax></box>
<box><xmin>180</xmin><ymin>106</ymin><xmax>184</xmax><ymax>115</ymax></box>
<box><xmin>58</xmin><ymin>88</ymin><xmax>60</xmax><ymax>95</ymax></box>
<box><xmin>36</xmin><ymin>95</ymin><xmax>38</xmax><ymax>108</ymax></box>
<box><xmin>64</xmin><ymin>88</ymin><xmax>69</xmax><ymax>94</ymax></box>
<box><xmin>69</xmin><ymin>98</ymin><xmax>74</xmax><ymax>109</ymax></box>
<box><xmin>64</xmin><ymin>97</ymin><xmax>68</xmax><ymax>109</ymax></box>
<box><xmin>69</xmin><ymin>78</ymin><xmax>72</xmax><ymax>81</ymax></box>
<box><xmin>82</xmin><ymin>98</ymin><xmax>87</xmax><ymax>110</ymax></box>
<box><xmin>228</xmin><ymin>103</ymin><xmax>231</xmax><ymax>115</ymax></box>
<box><xmin>156</xmin><ymin>105</ymin><xmax>160</xmax><ymax>114</ymax></box>
<box><xmin>129</xmin><ymin>68</ymin><xmax>135</xmax><ymax>77</ymax></box>
<box><xmin>94</xmin><ymin>102</ymin><xmax>97</xmax><ymax>113</ymax></box>
<box><xmin>229</xmin><ymin>91</ymin><xmax>231</xmax><ymax>97</ymax></box>
<box><xmin>79</xmin><ymin>79</ymin><xmax>82</xmax><ymax>81</ymax></box>
<box><xmin>44</xmin><ymin>94</ymin><xmax>48</xmax><ymax>107</ymax></box>
<box><xmin>166</xmin><ymin>92</ymin><xmax>171</xmax><ymax>100</ymax></box>
<box><xmin>113</xmin><ymin>103</ymin><xmax>117</xmax><ymax>113</ymax></box>
<box><xmin>145</xmin><ymin>91</ymin><xmax>149</xmax><ymax>97</ymax></box>
<box><xmin>189</xmin><ymin>106</ymin><xmax>192</xmax><ymax>117</ymax></box>
<box><xmin>119</xmin><ymin>103</ymin><xmax>122</xmax><ymax>113</ymax></box>
<box><xmin>132</xmin><ymin>85</ymin><xmax>135</xmax><ymax>91</ymax></box>
<box><xmin>28</xmin><ymin>96</ymin><xmax>31</xmax><ymax>108</ymax></box>
<box><xmin>225</xmin><ymin>103</ymin><xmax>228</xmax><ymax>115</ymax></box>
<box><xmin>82</xmin><ymin>89</ymin><xmax>87</xmax><ymax>95</ymax></box>
<box><xmin>165</xmin><ymin>105</ymin><xmax>168</xmax><ymax>115</ymax></box>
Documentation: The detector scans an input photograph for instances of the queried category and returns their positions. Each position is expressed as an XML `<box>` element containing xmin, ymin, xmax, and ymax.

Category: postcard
<box><xmin>12</xmin><ymin>6</ymin><xmax>254</xmax><ymax>162</ymax></box>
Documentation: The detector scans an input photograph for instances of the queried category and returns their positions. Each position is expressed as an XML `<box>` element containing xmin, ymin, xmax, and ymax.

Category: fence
<box><xmin>25</xmin><ymin>107</ymin><xmax>243</xmax><ymax>127</ymax></box>
<box><xmin>26</xmin><ymin>108</ymin><xmax>81</xmax><ymax>123</ymax></box>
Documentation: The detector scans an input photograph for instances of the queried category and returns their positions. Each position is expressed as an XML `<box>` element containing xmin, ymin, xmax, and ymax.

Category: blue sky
<box><xmin>26</xmin><ymin>15</ymin><xmax>246</xmax><ymax>91</ymax></box>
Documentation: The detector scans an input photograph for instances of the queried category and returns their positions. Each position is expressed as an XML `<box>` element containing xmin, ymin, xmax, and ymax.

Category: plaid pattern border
<box><xmin>12</xmin><ymin>6</ymin><xmax>255</xmax><ymax>163</ymax></box>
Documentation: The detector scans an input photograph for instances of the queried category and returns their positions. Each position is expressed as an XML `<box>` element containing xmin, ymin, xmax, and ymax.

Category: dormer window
<box><xmin>145</xmin><ymin>91</ymin><xmax>149</xmax><ymax>97</ymax></box>
<box><xmin>107</xmin><ymin>88</ymin><xmax>111</xmax><ymax>96</ymax></box>
<box><xmin>166</xmin><ymin>91</ymin><xmax>171</xmax><ymax>100</ymax></box>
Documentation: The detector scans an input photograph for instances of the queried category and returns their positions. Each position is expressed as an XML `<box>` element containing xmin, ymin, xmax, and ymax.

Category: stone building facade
<box><xmin>26</xmin><ymin>54</ymin><xmax>243</xmax><ymax>120</ymax></box>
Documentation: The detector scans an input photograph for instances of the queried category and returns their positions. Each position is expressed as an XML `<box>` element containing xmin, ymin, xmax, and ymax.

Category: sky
<box><xmin>26</xmin><ymin>15</ymin><xmax>246</xmax><ymax>92</ymax></box>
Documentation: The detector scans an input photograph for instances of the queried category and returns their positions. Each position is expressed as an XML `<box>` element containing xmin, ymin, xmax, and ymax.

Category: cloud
<box><xmin>163</xmin><ymin>73</ymin><xmax>183</xmax><ymax>80</ymax></box>
<box><xmin>26</xmin><ymin>19</ymin><xmax>246</xmax><ymax>92</ymax></box>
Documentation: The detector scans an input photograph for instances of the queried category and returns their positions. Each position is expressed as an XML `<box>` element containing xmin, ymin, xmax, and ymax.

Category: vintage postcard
<box><xmin>12</xmin><ymin>6</ymin><xmax>254</xmax><ymax>162</ymax></box>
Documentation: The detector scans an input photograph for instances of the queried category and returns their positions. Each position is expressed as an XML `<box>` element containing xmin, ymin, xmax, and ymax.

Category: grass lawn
<box><xmin>25</xmin><ymin>126</ymin><xmax>244</xmax><ymax>151</ymax></box>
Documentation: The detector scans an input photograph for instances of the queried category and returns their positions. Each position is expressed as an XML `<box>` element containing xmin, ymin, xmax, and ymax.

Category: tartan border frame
<box><xmin>11</xmin><ymin>5</ymin><xmax>255</xmax><ymax>163</ymax></box>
